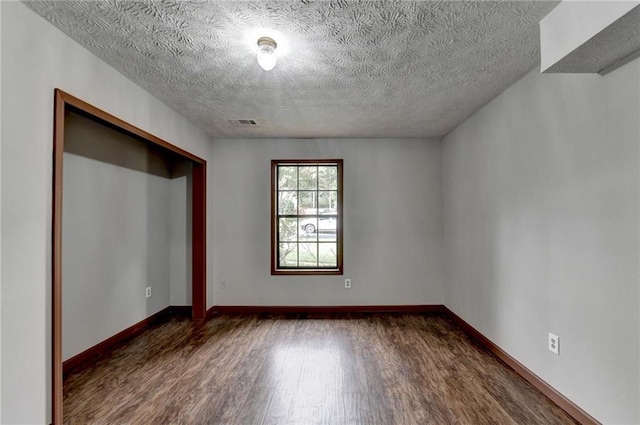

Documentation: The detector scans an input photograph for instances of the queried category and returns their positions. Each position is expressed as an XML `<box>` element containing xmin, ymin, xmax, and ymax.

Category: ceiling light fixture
<box><xmin>257</xmin><ymin>36</ymin><xmax>278</xmax><ymax>71</ymax></box>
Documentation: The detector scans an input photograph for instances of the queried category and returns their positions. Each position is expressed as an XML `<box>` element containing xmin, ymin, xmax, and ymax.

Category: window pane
<box><xmin>317</xmin><ymin>216</ymin><xmax>336</xmax><ymax>236</ymax></box>
<box><xmin>298</xmin><ymin>243</ymin><xmax>318</xmax><ymax>267</ymax></box>
<box><xmin>279</xmin><ymin>243</ymin><xmax>298</xmax><ymax>267</ymax></box>
<box><xmin>278</xmin><ymin>191</ymin><xmax>297</xmax><ymax>215</ymax></box>
<box><xmin>298</xmin><ymin>166</ymin><xmax>317</xmax><ymax>190</ymax></box>
<box><xmin>318</xmin><ymin>191</ymin><xmax>337</xmax><ymax>213</ymax></box>
<box><xmin>299</xmin><ymin>218</ymin><xmax>317</xmax><ymax>243</ymax></box>
<box><xmin>318</xmin><ymin>166</ymin><xmax>337</xmax><ymax>190</ymax></box>
<box><xmin>319</xmin><ymin>243</ymin><xmax>337</xmax><ymax>267</ymax></box>
<box><xmin>298</xmin><ymin>191</ymin><xmax>316</xmax><ymax>214</ymax></box>
<box><xmin>319</xmin><ymin>218</ymin><xmax>337</xmax><ymax>242</ymax></box>
<box><xmin>300</xmin><ymin>217</ymin><xmax>318</xmax><ymax>235</ymax></box>
<box><xmin>279</xmin><ymin>218</ymin><xmax>298</xmax><ymax>242</ymax></box>
<box><xmin>278</xmin><ymin>166</ymin><xmax>297</xmax><ymax>190</ymax></box>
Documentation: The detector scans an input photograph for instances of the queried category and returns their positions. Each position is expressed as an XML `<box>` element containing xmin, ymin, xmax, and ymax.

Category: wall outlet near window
<box><xmin>220</xmin><ymin>279</ymin><xmax>227</xmax><ymax>289</ymax></box>
<box><xmin>345</xmin><ymin>279</ymin><xmax>351</xmax><ymax>289</ymax></box>
<box><xmin>145</xmin><ymin>287</ymin><xmax>151</xmax><ymax>298</ymax></box>
<box><xmin>548</xmin><ymin>333</ymin><xmax>559</xmax><ymax>355</ymax></box>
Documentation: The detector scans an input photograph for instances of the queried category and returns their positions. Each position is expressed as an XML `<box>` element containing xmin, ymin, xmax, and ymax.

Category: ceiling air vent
<box><xmin>228</xmin><ymin>119</ymin><xmax>259</xmax><ymax>127</ymax></box>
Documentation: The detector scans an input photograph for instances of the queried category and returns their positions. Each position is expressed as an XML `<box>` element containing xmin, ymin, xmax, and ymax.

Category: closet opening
<box><xmin>51</xmin><ymin>89</ymin><xmax>206</xmax><ymax>425</ymax></box>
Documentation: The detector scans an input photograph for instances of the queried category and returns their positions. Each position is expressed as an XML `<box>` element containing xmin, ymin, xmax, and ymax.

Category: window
<box><xmin>271</xmin><ymin>159</ymin><xmax>343</xmax><ymax>275</ymax></box>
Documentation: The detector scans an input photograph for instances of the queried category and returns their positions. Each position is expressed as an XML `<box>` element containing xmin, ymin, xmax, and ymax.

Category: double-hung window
<box><xmin>271</xmin><ymin>159</ymin><xmax>343</xmax><ymax>275</ymax></box>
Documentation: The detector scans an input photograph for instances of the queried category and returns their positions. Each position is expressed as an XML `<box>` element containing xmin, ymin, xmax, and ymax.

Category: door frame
<box><xmin>52</xmin><ymin>89</ymin><xmax>207</xmax><ymax>424</ymax></box>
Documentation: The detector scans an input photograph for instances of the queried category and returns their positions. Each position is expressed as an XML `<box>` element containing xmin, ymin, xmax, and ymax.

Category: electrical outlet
<box><xmin>345</xmin><ymin>279</ymin><xmax>351</xmax><ymax>289</ymax></box>
<box><xmin>145</xmin><ymin>287</ymin><xmax>151</xmax><ymax>298</ymax></box>
<box><xmin>220</xmin><ymin>279</ymin><xmax>227</xmax><ymax>289</ymax></box>
<box><xmin>548</xmin><ymin>333</ymin><xmax>559</xmax><ymax>355</ymax></box>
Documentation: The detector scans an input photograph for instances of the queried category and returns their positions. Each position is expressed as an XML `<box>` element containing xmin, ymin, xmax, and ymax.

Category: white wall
<box><xmin>211</xmin><ymin>138</ymin><xmax>443</xmax><ymax>306</ymax></box>
<box><xmin>62</xmin><ymin>153</ymin><xmax>173</xmax><ymax>361</ymax></box>
<box><xmin>442</xmin><ymin>61</ymin><xmax>640</xmax><ymax>424</ymax></box>
<box><xmin>0</xmin><ymin>2</ymin><xmax>212</xmax><ymax>423</ymax></box>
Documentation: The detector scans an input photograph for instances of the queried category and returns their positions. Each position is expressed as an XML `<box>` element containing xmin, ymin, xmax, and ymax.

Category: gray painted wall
<box><xmin>62</xmin><ymin>153</ymin><xmax>173</xmax><ymax>361</ymax></box>
<box><xmin>61</xmin><ymin>111</ymin><xmax>193</xmax><ymax>361</ymax></box>
<box><xmin>442</xmin><ymin>62</ymin><xmax>640</xmax><ymax>424</ymax></box>
<box><xmin>0</xmin><ymin>3</ymin><xmax>211</xmax><ymax>423</ymax></box>
<box><xmin>211</xmin><ymin>138</ymin><xmax>444</xmax><ymax>306</ymax></box>
<box><xmin>0</xmin><ymin>2</ymin><xmax>3</xmax><ymax>419</ymax></box>
<box><xmin>170</xmin><ymin>176</ymin><xmax>191</xmax><ymax>306</ymax></box>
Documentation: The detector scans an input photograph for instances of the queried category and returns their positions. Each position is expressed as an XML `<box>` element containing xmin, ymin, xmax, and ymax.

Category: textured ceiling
<box><xmin>25</xmin><ymin>0</ymin><xmax>559</xmax><ymax>138</ymax></box>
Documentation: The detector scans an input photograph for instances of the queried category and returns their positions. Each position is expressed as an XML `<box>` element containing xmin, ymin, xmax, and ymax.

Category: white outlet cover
<box><xmin>345</xmin><ymin>279</ymin><xmax>351</xmax><ymax>288</ymax></box>
<box><xmin>548</xmin><ymin>333</ymin><xmax>559</xmax><ymax>355</ymax></box>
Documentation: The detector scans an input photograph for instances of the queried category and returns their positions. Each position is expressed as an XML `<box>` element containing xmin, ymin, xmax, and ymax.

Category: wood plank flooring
<box><xmin>63</xmin><ymin>313</ymin><xmax>579</xmax><ymax>425</ymax></box>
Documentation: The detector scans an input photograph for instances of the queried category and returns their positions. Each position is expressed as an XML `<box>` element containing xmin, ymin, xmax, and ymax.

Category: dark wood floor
<box><xmin>64</xmin><ymin>313</ymin><xmax>579</xmax><ymax>425</ymax></box>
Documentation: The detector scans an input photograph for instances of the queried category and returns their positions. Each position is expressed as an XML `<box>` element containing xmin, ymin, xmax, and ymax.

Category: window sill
<box><xmin>272</xmin><ymin>269</ymin><xmax>343</xmax><ymax>276</ymax></box>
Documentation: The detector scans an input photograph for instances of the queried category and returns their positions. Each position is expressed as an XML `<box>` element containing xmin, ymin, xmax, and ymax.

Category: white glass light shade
<box><xmin>257</xmin><ymin>37</ymin><xmax>278</xmax><ymax>71</ymax></box>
